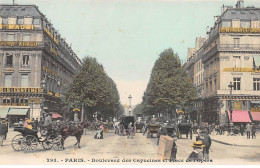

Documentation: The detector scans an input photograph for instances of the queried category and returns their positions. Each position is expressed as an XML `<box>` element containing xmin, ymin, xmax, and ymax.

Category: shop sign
<box><xmin>0</xmin><ymin>41</ymin><xmax>39</xmax><ymax>47</ymax></box>
<box><xmin>29</xmin><ymin>99</ymin><xmax>41</xmax><ymax>104</ymax></box>
<box><xmin>250</xmin><ymin>107</ymin><xmax>260</xmax><ymax>112</ymax></box>
<box><xmin>0</xmin><ymin>87</ymin><xmax>43</xmax><ymax>93</ymax></box>
<box><xmin>223</xmin><ymin>68</ymin><xmax>260</xmax><ymax>73</ymax></box>
<box><xmin>219</xmin><ymin>27</ymin><xmax>260</xmax><ymax>33</ymax></box>
<box><xmin>0</xmin><ymin>24</ymin><xmax>34</xmax><ymax>30</ymax></box>
<box><xmin>44</xmin><ymin>27</ymin><xmax>59</xmax><ymax>44</ymax></box>
<box><xmin>42</xmin><ymin>66</ymin><xmax>58</xmax><ymax>77</ymax></box>
<box><xmin>50</xmin><ymin>47</ymin><xmax>58</xmax><ymax>56</ymax></box>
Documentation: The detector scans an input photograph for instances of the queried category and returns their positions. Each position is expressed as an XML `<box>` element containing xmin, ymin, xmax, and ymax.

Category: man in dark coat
<box><xmin>157</xmin><ymin>123</ymin><xmax>168</xmax><ymax>145</ymax></box>
<box><xmin>0</xmin><ymin>121</ymin><xmax>6</xmax><ymax>146</ymax></box>
<box><xmin>240</xmin><ymin>124</ymin><xmax>244</xmax><ymax>136</ymax></box>
<box><xmin>252</xmin><ymin>123</ymin><xmax>256</xmax><ymax>139</ymax></box>
<box><xmin>201</xmin><ymin>130</ymin><xmax>211</xmax><ymax>159</ymax></box>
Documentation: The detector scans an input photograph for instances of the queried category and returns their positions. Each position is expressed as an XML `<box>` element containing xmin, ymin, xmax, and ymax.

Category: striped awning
<box><xmin>0</xmin><ymin>107</ymin><xmax>9</xmax><ymax>118</ymax></box>
<box><xmin>250</xmin><ymin>112</ymin><xmax>260</xmax><ymax>121</ymax></box>
<box><xmin>8</xmin><ymin>108</ymin><xmax>29</xmax><ymax>116</ymax></box>
<box><xmin>227</xmin><ymin>110</ymin><xmax>251</xmax><ymax>122</ymax></box>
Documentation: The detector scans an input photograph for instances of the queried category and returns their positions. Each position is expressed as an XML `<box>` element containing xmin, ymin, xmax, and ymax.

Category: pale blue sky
<box><xmin>2</xmin><ymin>0</ymin><xmax>260</xmax><ymax>105</ymax></box>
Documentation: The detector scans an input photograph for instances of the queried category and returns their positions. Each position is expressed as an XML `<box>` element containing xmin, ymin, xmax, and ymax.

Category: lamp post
<box><xmin>31</xmin><ymin>100</ymin><xmax>34</xmax><ymax>119</ymax></box>
<box><xmin>228</xmin><ymin>81</ymin><xmax>234</xmax><ymax>134</ymax></box>
<box><xmin>128</xmin><ymin>95</ymin><xmax>132</xmax><ymax>116</ymax></box>
<box><xmin>41</xmin><ymin>79</ymin><xmax>47</xmax><ymax>117</ymax></box>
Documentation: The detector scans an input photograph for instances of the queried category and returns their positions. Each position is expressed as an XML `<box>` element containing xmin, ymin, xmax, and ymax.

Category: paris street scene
<box><xmin>0</xmin><ymin>0</ymin><xmax>260</xmax><ymax>165</ymax></box>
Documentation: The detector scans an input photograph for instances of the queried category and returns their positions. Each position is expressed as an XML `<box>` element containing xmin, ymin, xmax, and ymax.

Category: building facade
<box><xmin>0</xmin><ymin>4</ymin><xmax>82</xmax><ymax>125</ymax></box>
<box><xmin>184</xmin><ymin>0</ymin><xmax>260</xmax><ymax>125</ymax></box>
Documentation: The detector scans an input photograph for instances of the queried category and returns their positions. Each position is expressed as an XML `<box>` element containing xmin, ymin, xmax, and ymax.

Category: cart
<box><xmin>135</xmin><ymin>122</ymin><xmax>145</xmax><ymax>133</ymax></box>
<box><xmin>12</xmin><ymin>126</ymin><xmax>62</xmax><ymax>152</ymax></box>
<box><xmin>177</xmin><ymin>123</ymin><xmax>192</xmax><ymax>139</ymax></box>
<box><xmin>147</xmin><ymin>124</ymin><xmax>160</xmax><ymax>138</ymax></box>
<box><xmin>120</xmin><ymin>116</ymin><xmax>136</xmax><ymax>136</ymax></box>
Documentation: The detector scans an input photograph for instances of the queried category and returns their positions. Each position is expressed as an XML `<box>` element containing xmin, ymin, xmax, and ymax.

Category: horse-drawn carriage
<box><xmin>177</xmin><ymin>123</ymin><xmax>192</xmax><ymax>139</ymax></box>
<box><xmin>146</xmin><ymin>124</ymin><xmax>160</xmax><ymax>138</ymax></box>
<box><xmin>115</xmin><ymin>116</ymin><xmax>136</xmax><ymax>136</ymax></box>
<box><xmin>11</xmin><ymin>126</ymin><xmax>62</xmax><ymax>152</ymax></box>
<box><xmin>135</xmin><ymin>121</ymin><xmax>145</xmax><ymax>133</ymax></box>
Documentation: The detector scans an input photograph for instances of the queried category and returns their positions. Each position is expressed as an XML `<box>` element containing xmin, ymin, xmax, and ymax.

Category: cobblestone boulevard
<box><xmin>0</xmin><ymin>129</ymin><xmax>259</xmax><ymax>165</ymax></box>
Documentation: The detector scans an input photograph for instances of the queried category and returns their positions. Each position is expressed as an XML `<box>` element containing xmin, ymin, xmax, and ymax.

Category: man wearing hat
<box><xmin>201</xmin><ymin>130</ymin><xmax>211</xmax><ymax>159</ymax></box>
<box><xmin>187</xmin><ymin>141</ymin><xmax>205</xmax><ymax>160</ymax></box>
<box><xmin>157</xmin><ymin>123</ymin><xmax>168</xmax><ymax>145</ymax></box>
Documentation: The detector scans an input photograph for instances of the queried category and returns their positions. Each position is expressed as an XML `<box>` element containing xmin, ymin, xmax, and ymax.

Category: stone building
<box><xmin>0</xmin><ymin>4</ymin><xmax>82</xmax><ymax>125</ymax></box>
<box><xmin>184</xmin><ymin>0</ymin><xmax>260</xmax><ymax>125</ymax></box>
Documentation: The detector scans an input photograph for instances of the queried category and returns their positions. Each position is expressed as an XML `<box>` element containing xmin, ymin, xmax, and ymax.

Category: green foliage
<box><xmin>142</xmin><ymin>48</ymin><xmax>196</xmax><ymax>115</ymax></box>
<box><xmin>64</xmin><ymin>57</ymin><xmax>122</xmax><ymax>119</ymax></box>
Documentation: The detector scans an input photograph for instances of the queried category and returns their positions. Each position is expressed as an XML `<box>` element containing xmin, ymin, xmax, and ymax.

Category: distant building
<box><xmin>183</xmin><ymin>0</ymin><xmax>260</xmax><ymax>125</ymax></box>
<box><xmin>0</xmin><ymin>4</ymin><xmax>82</xmax><ymax>125</ymax></box>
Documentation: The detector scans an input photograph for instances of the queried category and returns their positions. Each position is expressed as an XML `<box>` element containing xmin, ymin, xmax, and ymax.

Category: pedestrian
<box><xmin>157</xmin><ymin>123</ymin><xmax>168</xmax><ymax>145</ymax></box>
<box><xmin>3</xmin><ymin>120</ymin><xmax>8</xmax><ymax>140</ymax></box>
<box><xmin>127</xmin><ymin>122</ymin><xmax>133</xmax><ymax>139</ymax></box>
<box><xmin>201</xmin><ymin>130</ymin><xmax>211</xmax><ymax>159</ymax></box>
<box><xmin>240</xmin><ymin>124</ymin><xmax>244</xmax><ymax>136</ymax></box>
<box><xmin>0</xmin><ymin>121</ymin><xmax>6</xmax><ymax>146</ymax></box>
<box><xmin>24</xmin><ymin>118</ymin><xmax>28</xmax><ymax>127</ymax></box>
<box><xmin>35</xmin><ymin>118</ymin><xmax>39</xmax><ymax>130</ymax></box>
<box><xmin>252</xmin><ymin>123</ymin><xmax>256</xmax><ymax>139</ymax></box>
<box><xmin>187</xmin><ymin>141</ymin><xmax>205</xmax><ymax>160</ymax></box>
<box><xmin>246</xmin><ymin>123</ymin><xmax>251</xmax><ymax>139</ymax></box>
<box><xmin>170</xmin><ymin>136</ymin><xmax>178</xmax><ymax>160</ymax></box>
<box><xmin>18</xmin><ymin>119</ymin><xmax>23</xmax><ymax>127</ymax></box>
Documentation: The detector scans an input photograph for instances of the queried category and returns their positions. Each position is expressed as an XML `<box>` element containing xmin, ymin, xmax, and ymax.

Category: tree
<box><xmin>64</xmin><ymin>57</ymin><xmax>121</xmax><ymax>121</ymax></box>
<box><xmin>142</xmin><ymin>48</ymin><xmax>196</xmax><ymax>117</ymax></box>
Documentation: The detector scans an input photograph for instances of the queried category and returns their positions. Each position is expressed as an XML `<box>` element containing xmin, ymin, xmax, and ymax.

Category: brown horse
<box><xmin>60</xmin><ymin>121</ymin><xmax>89</xmax><ymax>149</ymax></box>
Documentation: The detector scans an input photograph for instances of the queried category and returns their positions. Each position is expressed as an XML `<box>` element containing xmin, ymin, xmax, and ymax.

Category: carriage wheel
<box><xmin>53</xmin><ymin>136</ymin><xmax>63</xmax><ymax>151</ymax></box>
<box><xmin>42</xmin><ymin>134</ymin><xmax>54</xmax><ymax>150</ymax></box>
<box><xmin>22</xmin><ymin>135</ymin><xmax>38</xmax><ymax>152</ymax></box>
<box><xmin>11</xmin><ymin>134</ymin><xmax>24</xmax><ymax>151</ymax></box>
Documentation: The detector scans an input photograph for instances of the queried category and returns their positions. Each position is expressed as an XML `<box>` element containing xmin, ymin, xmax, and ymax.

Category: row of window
<box><xmin>4</xmin><ymin>73</ymin><xmax>62</xmax><ymax>93</ymax></box>
<box><xmin>5</xmin><ymin>53</ymin><xmax>29</xmax><ymax>66</ymax></box>
<box><xmin>2</xmin><ymin>98</ymin><xmax>29</xmax><ymax>106</ymax></box>
<box><xmin>232</xmin><ymin>77</ymin><xmax>260</xmax><ymax>91</ymax></box>
<box><xmin>1</xmin><ymin>17</ymin><xmax>40</xmax><ymax>25</ymax></box>
<box><xmin>4</xmin><ymin>32</ymin><xmax>42</xmax><ymax>41</ymax></box>
<box><xmin>221</xmin><ymin>20</ymin><xmax>260</xmax><ymax>28</ymax></box>
<box><xmin>4</xmin><ymin>74</ymin><xmax>29</xmax><ymax>87</ymax></box>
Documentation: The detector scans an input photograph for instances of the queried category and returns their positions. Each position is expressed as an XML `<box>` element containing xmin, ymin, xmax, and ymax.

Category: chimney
<box><xmin>236</xmin><ymin>0</ymin><xmax>244</xmax><ymax>8</ymax></box>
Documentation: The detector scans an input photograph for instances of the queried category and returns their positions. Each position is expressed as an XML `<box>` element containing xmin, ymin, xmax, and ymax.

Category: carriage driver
<box><xmin>42</xmin><ymin>113</ymin><xmax>53</xmax><ymax>135</ymax></box>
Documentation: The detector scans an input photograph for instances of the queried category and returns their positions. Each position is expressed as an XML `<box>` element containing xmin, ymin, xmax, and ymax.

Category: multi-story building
<box><xmin>184</xmin><ymin>0</ymin><xmax>260</xmax><ymax>125</ymax></box>
<box><xmin>0</xmin><ymin>4</ymin><xmax>82</xmax><ymax>125</ymax></box>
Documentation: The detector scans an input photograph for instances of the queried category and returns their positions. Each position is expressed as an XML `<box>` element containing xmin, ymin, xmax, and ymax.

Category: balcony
<box><xmin>218</xmin><ymin>44</ymin><xmax>260</xmax><ymax>51</ymax></box>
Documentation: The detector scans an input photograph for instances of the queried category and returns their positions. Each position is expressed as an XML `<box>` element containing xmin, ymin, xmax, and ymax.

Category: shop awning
<box><xmin>8</xmin><ymin>108</ymin><xmax>29</xmax><ymax>116</ymax></box>
<box><xmin>227</xmin><ymin>110</ymin><xmax>251</xmax><ymax>122</ymax></box>
<box><xmin>0</xmin><ymin>107</ymin><xmax>9</xmax><ymax>118</ymax></box>
<box><xmin>250</xmin><ymin>112</ymin><xmax>260</xmax><ymax>121</ymax></box>
<box><xmin>51</xmin><ymin>112</ymin><xmax>62</xmax><ymax>119</ymax></box>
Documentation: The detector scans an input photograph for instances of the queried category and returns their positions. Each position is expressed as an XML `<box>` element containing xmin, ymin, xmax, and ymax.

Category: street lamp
<box><xmin>128</xmin><ymin>95</ymin><xmax>132</xmax><ymax>116</ymax></box>
<box><xmin>228</xmin><ymin>81</ymin><xmax>234</xmax><ymax>134</ymax></box>
<box><xmin>41</xmin><ymin>79</ymin><xmax>47</xmax><ymax>117</ymax></box>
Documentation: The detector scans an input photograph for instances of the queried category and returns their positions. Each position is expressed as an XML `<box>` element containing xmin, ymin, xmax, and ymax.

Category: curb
<box><xmin>212</xmin><ymin>139</ymin><xmax>260</xmax><ymax>148</ymax></box>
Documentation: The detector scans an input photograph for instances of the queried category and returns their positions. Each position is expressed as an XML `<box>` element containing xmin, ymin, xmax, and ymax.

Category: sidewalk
<box><xmin>209</xmin><ymin>132</ymin><xmax>260</xmax><ymax>147</ymax></box>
